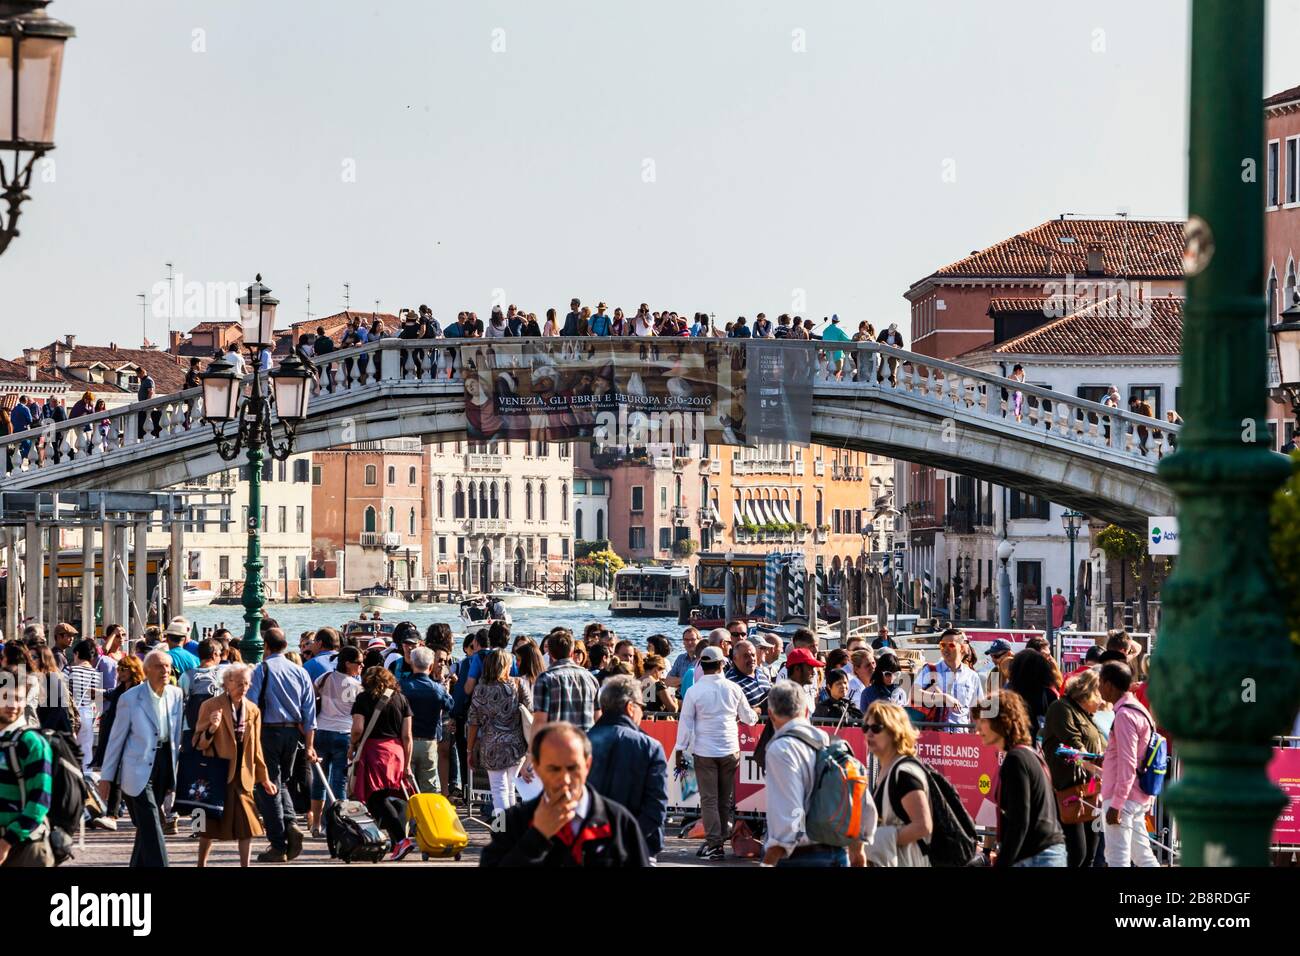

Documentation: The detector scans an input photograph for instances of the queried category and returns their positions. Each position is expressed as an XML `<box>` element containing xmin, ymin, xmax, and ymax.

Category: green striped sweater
<box><xmin>0</xmin><ymin>727</ymin><xmax>53</xmax><ymax>845</ymax></box>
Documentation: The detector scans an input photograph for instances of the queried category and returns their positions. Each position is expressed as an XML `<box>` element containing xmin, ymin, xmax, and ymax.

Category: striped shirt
<box><xmin>724</xmin><ymin>665</ymin><xmax>771</xmax><ymax>710</ymax></box>
<box><xmin>531</xmin><ymin>659</ymin><xmax>600</xmax><ymax>731</ymax></box>
<box><xmin>66</xmin><ymin>665</ymin><xmax>102</xmax><ymax>710</ymax></box>
<box><xmin>0</xmin><ymin>727</ymin><xmax>53</xmax><ymax>845</ymax></box>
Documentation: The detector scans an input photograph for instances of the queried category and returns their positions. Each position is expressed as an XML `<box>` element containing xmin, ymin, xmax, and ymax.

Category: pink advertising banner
<box><xmin>1268</xmin><ymin>747</ymin><xmax>1300</xmax><ymax>844</ymax></box>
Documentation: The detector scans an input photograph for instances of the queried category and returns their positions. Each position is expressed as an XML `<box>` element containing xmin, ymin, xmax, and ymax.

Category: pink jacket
<box><xmin>1101</xmin><ymin>693</ymin><xmax>1156</xmax><ymax>811</ymax></box>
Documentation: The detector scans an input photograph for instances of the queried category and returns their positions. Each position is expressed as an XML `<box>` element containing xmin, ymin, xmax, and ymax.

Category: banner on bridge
<box><xmin>462</xmin><ymin>340</ymin><xmax>814</xmax><ymax>447</ymax></box>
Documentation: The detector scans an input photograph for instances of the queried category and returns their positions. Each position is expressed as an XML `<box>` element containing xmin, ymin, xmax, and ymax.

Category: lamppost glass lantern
<box><xmin>1061</xmin><ymin>509</ymin><xmax>1084</xmax><ymax>535</ymax></box>
<box><xmin>199</xmin><ymin>359</ymin><xmax>241</xmax><ymax>423</ymax></box>
<box><xmin>1270</xmin><ymin>294</ymin><xmax>1300</xmax><ymax>408</ymax></box>
<box><xmin>270</xmin><ymin>352</ymin><xmax>311</xmax><ymax>423</ymax></box>
<box><xmin>237</xmin><ymin>274</ymin><xmax>278</xmax><ymax>349</ymax></box>
<box><xmin>0</xmin><ymin>2</ymin><xmax>75</xmax><ymax>149</ymax></box>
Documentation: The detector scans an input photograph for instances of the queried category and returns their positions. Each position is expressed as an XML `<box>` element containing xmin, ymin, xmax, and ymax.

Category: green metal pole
<box><xmin>240</xmin><ymin>372</ymin><xmax>267</xmax><ymax>664</ymax></box>
<box><xmin>1066</xmin><ymin>526</ymin><xmax>1076</xmax><ymax>621</ymax></box>
<box><xmin>1151</xmin><ymin>0</ymin><xmax>1300</xmax><ymax>866</ymax></box>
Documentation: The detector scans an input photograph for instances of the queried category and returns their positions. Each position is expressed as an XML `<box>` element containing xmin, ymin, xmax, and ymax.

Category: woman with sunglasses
<box><xmin>864</xmin><ymin>701</ymin><xmax>932</xmax><ymax>867</ymax></box>
<box><xmin>859</xmin><ymin>652</ymin><xmax>908</xmax><ymax>711</ymax></box>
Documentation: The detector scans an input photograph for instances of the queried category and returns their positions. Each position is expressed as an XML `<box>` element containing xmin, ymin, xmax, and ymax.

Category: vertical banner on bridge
<box><xmin>461</xmin><ymin>341</ymin><xmax>812</xmax><ymax>448</ymax></box>
<box><xmin>745</xmin><ymin>342</ymin><xmax>815</xmax><ymax>446</ymax></box>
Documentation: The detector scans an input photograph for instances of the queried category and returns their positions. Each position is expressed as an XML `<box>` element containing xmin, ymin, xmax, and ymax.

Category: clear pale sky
<box><xmin>5</xmin><ymin>0</ymin><xmax>1300</xmax><ymax>346</ymax></box>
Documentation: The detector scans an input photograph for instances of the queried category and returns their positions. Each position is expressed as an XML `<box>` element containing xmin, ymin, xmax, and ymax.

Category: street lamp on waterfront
<box><xmin>1269</xmin><ymin>293</ymin><xmax>1300</xmax><ymax>417</ymax></box>
<box><xmin>996</xmin><ymin>537</ymin><xmax>1015</xmax><ymax>628</ymax></box>
<box><xmin>1060</xmin><ymin>509</ymin><xmax>1084</xmax><ymax>620</ymax></box>
<box><xmin>0</xmin><ymin>0</ymin><xmax>74</xmax><ymax>257</ymax></box>
<box><xmin>200</xmin><ymin>275</ymin><xmax>312</xmax><ymax>664</ymax></box>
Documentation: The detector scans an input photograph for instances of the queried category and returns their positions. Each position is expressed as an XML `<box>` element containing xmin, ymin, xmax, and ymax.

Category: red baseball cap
<box><xmin>786</xmin><ymin>648</ymin><xmax>824</xmax><ymax>668</ymax></box>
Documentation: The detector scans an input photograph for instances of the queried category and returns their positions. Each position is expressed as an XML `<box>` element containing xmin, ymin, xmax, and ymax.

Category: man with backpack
<box><xmin>1098</xmin><ymin>661</ymin><xmax>1162</xmax><ymax>867</ymax></box>
<box><xmin>0</xmin><ymin>668</ymin><xmax>54</xmax><ymax>867</ymax></box>
<box><xmin>761</xmin><ymin>680</ymin><xmax>874</xmax><ymax>867</ymax></box>
<box><xmin>179</xmin><ymin>639</ymin><xmax>224</xmax><ymax>754</ymax></box>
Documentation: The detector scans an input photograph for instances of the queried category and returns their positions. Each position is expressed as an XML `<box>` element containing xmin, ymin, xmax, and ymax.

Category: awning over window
<box><xmin>733</xmin><ymin>500</ymin><xmax>744</xmax><ymax>525</ymax></box>
<box><xmin>781</xmin><ymin>501</ymin><xmax>794</xmax><ymax>524</ymax></box>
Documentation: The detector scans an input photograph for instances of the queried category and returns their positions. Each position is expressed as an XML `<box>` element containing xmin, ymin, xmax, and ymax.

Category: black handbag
<box><xmin>174</xmin><ymin>749</ymin><xmax>229</xmax><ymax>821</ymax></box>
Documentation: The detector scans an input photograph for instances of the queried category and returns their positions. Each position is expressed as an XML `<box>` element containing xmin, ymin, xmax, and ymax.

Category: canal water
<box><xmin>184</xmin><ymin>600</ymin><xmax>689</xmax><ymax>657</ymax></box>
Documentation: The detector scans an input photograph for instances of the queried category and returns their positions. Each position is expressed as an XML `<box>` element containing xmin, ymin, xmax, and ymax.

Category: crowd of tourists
<box><xmin>0</xmin><ymin>612</ymin><xmax>1165</xmax><ymax>868</ymax></box>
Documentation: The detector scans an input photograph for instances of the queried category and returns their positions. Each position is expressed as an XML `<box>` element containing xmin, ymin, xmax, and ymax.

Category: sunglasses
<box><xmin>864</xmin><ymin>723</ymin><xmax>886</xmax><ymax>735</ymax></box>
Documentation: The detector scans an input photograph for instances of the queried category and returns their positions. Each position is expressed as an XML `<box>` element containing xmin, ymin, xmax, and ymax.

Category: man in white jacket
<box><xmin>761</xmin><ymin>680</ymin><xmax>874</xmax><ymax>867</ymax></box>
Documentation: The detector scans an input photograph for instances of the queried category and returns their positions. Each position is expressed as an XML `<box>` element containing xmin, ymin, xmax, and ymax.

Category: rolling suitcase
<box><xmin>405</xmin><ymin>786</ymin><xmax>470</xmax><ymax>861</ymax></box>
<box><xmin>315</xmin><ymin>762</ymin><xmax>390</xmax><ymax>863</ymax></box>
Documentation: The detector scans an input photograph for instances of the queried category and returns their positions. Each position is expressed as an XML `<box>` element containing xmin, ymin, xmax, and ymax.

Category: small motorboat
<box><xmin>488</xmin><ymin>585</ymin><xmax>549</xmax><ymax>609</ymax></box>
<box><xmin>183</xmin><ymin>586</ymin><xmax>216</xmax><ymax>608</ymax></box>
<box><xmin>460</xmin><ymin>597</ymin><xmax>512</xmax><ymax>629</ymax></box>
<box><xmin>359</xmin><ymin>584</ymin><xmax>409</xmax><ymax>615</ymax></box>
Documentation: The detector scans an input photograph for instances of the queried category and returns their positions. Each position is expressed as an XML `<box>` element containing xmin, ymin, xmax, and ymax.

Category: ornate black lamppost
<box><xmin>199</xmin><ymin>276</ymin><xmax>311</xmax><ymax>663</ymax></box>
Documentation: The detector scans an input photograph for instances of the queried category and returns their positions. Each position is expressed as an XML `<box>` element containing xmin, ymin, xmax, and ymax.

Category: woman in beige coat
<box><xmin>192</xmin><ymin>664</ymin><xmax>275</xmax><ymax>867</ymax></box>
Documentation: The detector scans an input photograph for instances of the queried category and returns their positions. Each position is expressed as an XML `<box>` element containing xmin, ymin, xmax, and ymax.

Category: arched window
<box><xmin>1269</xmin><ymin>267</ymin><xmax>1279</xmax><ymax>325</ymax></box>
<box><xmin>409</xmin><ymin>508</ymin><xmax>416</xmax><ymax>536</ymax></box>
<box><xmin>490</xmin><ymin>481</ymin><xmax>500</xmax><ymax>519</ymax></box>
<box><xmin>437</xmin><ymin>480</ymin><xmax>445</xmax><ymax>518</ymax></box>
<box><xmin>468</xmin><ymin>480</ymin><xmax>478</xmax><ymax>519</ymax></box>
<box><xmin>479</xmin><ymin>482</ymin><xmax>488</xmax><ymax>519</ymax></box>
<box><xmin>364</xmin><ymin>507</ymin><xmax>377</xmax><ymax>533</ymax></box>
<box><xmin>796</xmin><ymin>492</ymin><xmax>803</xmax><ymax>525</ymax></box>
<box><xmin>561</xmin><ymin>483</ymin><xmax>568</xmax><ymax>521</ymax></box>
<box><xmin>525</xmin><ymin>483</ymin><xmax>533</xmax><ymax>520</ymax></box>
<box><xmin>1286</xmin><ymin>260</ymin><xmax>1297</xmax><ymax>319</ymax></box>
<box><xmin>540</xmin><ymin>483</ymin><xmax>548</xmax><ymax>521</ymax></box>
<box><xmin>388</xmin><ymin>507</ymin><xmax>395</xmax><ymax>532</ymax></box>
<box><xmin>454</xmin><ymin>481</ymin><xmax>465</xmax><ymax>519</ymax></box>
<box><xmin>387</xmin><ymin>466</ymin><xmax>396</xmax><ymax>485</ymax></box>
<box><xmin>576</xmin><ymin>508</ymin><xmax>584</xmax><ymax>540</ymax></box>
<box><xmin>504</xmin><ymin>481</ymin><xmax>511</xmax><ymax>520</ymax></box>
<box><xmin>365</xmin><ymin>465</ymin><xmax>377</xmax><ymax>485</ymax></box>
<box><xmin>409</xmin><ymin>466</ymin><xmax>417</xmax><ymax>485</ymax></box>
<box><xmin>596</xmin><ymin>509</ymin><xmax>605</xmax><ymax>541</ymax></box>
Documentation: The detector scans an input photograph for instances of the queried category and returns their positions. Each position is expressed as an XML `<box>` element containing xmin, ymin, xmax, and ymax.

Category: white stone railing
<box><xmin>0</xmin><ymin>338</ymin><xmax>1177</xmax><ymax>489</ymax></box>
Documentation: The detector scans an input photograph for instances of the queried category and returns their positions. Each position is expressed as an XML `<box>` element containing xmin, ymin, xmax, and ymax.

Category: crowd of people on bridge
<box><xmin>0</xmin><ymin>607</ymin><xmax>1173</xmax><ymax>869</ymax></box>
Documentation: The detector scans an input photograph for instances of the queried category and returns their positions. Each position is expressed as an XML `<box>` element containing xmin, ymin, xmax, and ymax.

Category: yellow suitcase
<box><xmin>407</xmin><ymin>792</ymin><xmax>469</xmax><ymax>861</ymax></box>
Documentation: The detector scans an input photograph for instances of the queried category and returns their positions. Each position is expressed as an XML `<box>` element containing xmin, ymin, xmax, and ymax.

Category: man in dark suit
<box><xmin>480</xmin><ymin>722</ymin><xmax>649</xmax><ymax>867</ymax></box>
<box><xmin>587</xmin><ymin>675</ymin><xmax>669</xmax><ymax>857</ymax></box>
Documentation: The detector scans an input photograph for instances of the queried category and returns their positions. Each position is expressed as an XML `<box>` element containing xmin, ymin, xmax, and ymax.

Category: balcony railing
<box><xmin>697</xmin><ymin>508</ymin><xmax>714</xmax><ymax>525</ymax></box>
<box><xmin>814</xmin><ymin>460</ymin><xmax>825</xmax><ymax>476</ymax></box>
<box><xmin>464</xmin><ymin>519</ymin><xmax>508</xmax><ymax>534</ymax></box>
<box><xmin>943</xmin><ymin>511</ymin><xmax>976</xmax><ymax>534</ymax></box>
<box><xmin>733</xmin><ymin>459</ymin><xmax>798</xmax><ymax>476</ymax></box>
<box><xmin>735</xmin><ymin>528</ymin><xmax>808</xmax><ymax>545</ymax></box>
<box><xmin>672</xmin><ymin>505</ymin><xmax>690</xmax><ymax>521</ymax></box>
<box><xmin>360</xmin><ymin>531</ymin><xmax>402</xmax><ymax>549</ymax></box>
<box><xmin>465</xmin><ymin>453</ymin><xmax>505</xmax><ymax>471</ymax></box>
<box><xmin>814</xmin><ymin>528</ymin><xmax>829</xmax><ymax>544</ymax></box>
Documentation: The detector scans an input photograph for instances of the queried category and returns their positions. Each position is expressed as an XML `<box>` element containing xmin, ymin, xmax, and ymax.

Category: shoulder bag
<box><xmin>345</xmin><ymin>688</ymin><xmax>393</xmax><ymax>798</ymax></box>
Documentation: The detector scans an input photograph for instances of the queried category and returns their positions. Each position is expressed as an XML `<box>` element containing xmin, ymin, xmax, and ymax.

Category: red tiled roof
<box><xmin>21</xmin><ymin>343</ymin><xmax>196</xmax><ymax>394</ymax></box>
<box><xmin>188</xmin><ymin>321</ymin><xmax>240</xmax><ymax>333</ymax></box>
<box><xmin>915</xmin><ymin>218</ymin><xmax>1185</xmax><ymax>286</ymax></box>
<box><xmin>1265</xmin><ymin>84</ymin><xmax>1300</xmax><ymax>109</ymax></box>
<box><xmin>0</xmin><ymin>357</ymin><xmax>63</xmax><ymax>384</ymax></box>
<box><xmin>986</xmin><ymin>297</ymin><xmax>1051</xmax><ymax>316</ymax></box>
<box><xmin>957</xmin><ymin>295</ymin><xmax>1183</xmax><ymax>358</ymax></box>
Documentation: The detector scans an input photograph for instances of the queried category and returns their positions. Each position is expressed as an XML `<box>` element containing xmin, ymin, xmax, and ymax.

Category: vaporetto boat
<box><xmin>610</xmin><ymin>565</ymin><xmax>689</xmax><ymax>617</ymax></box>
